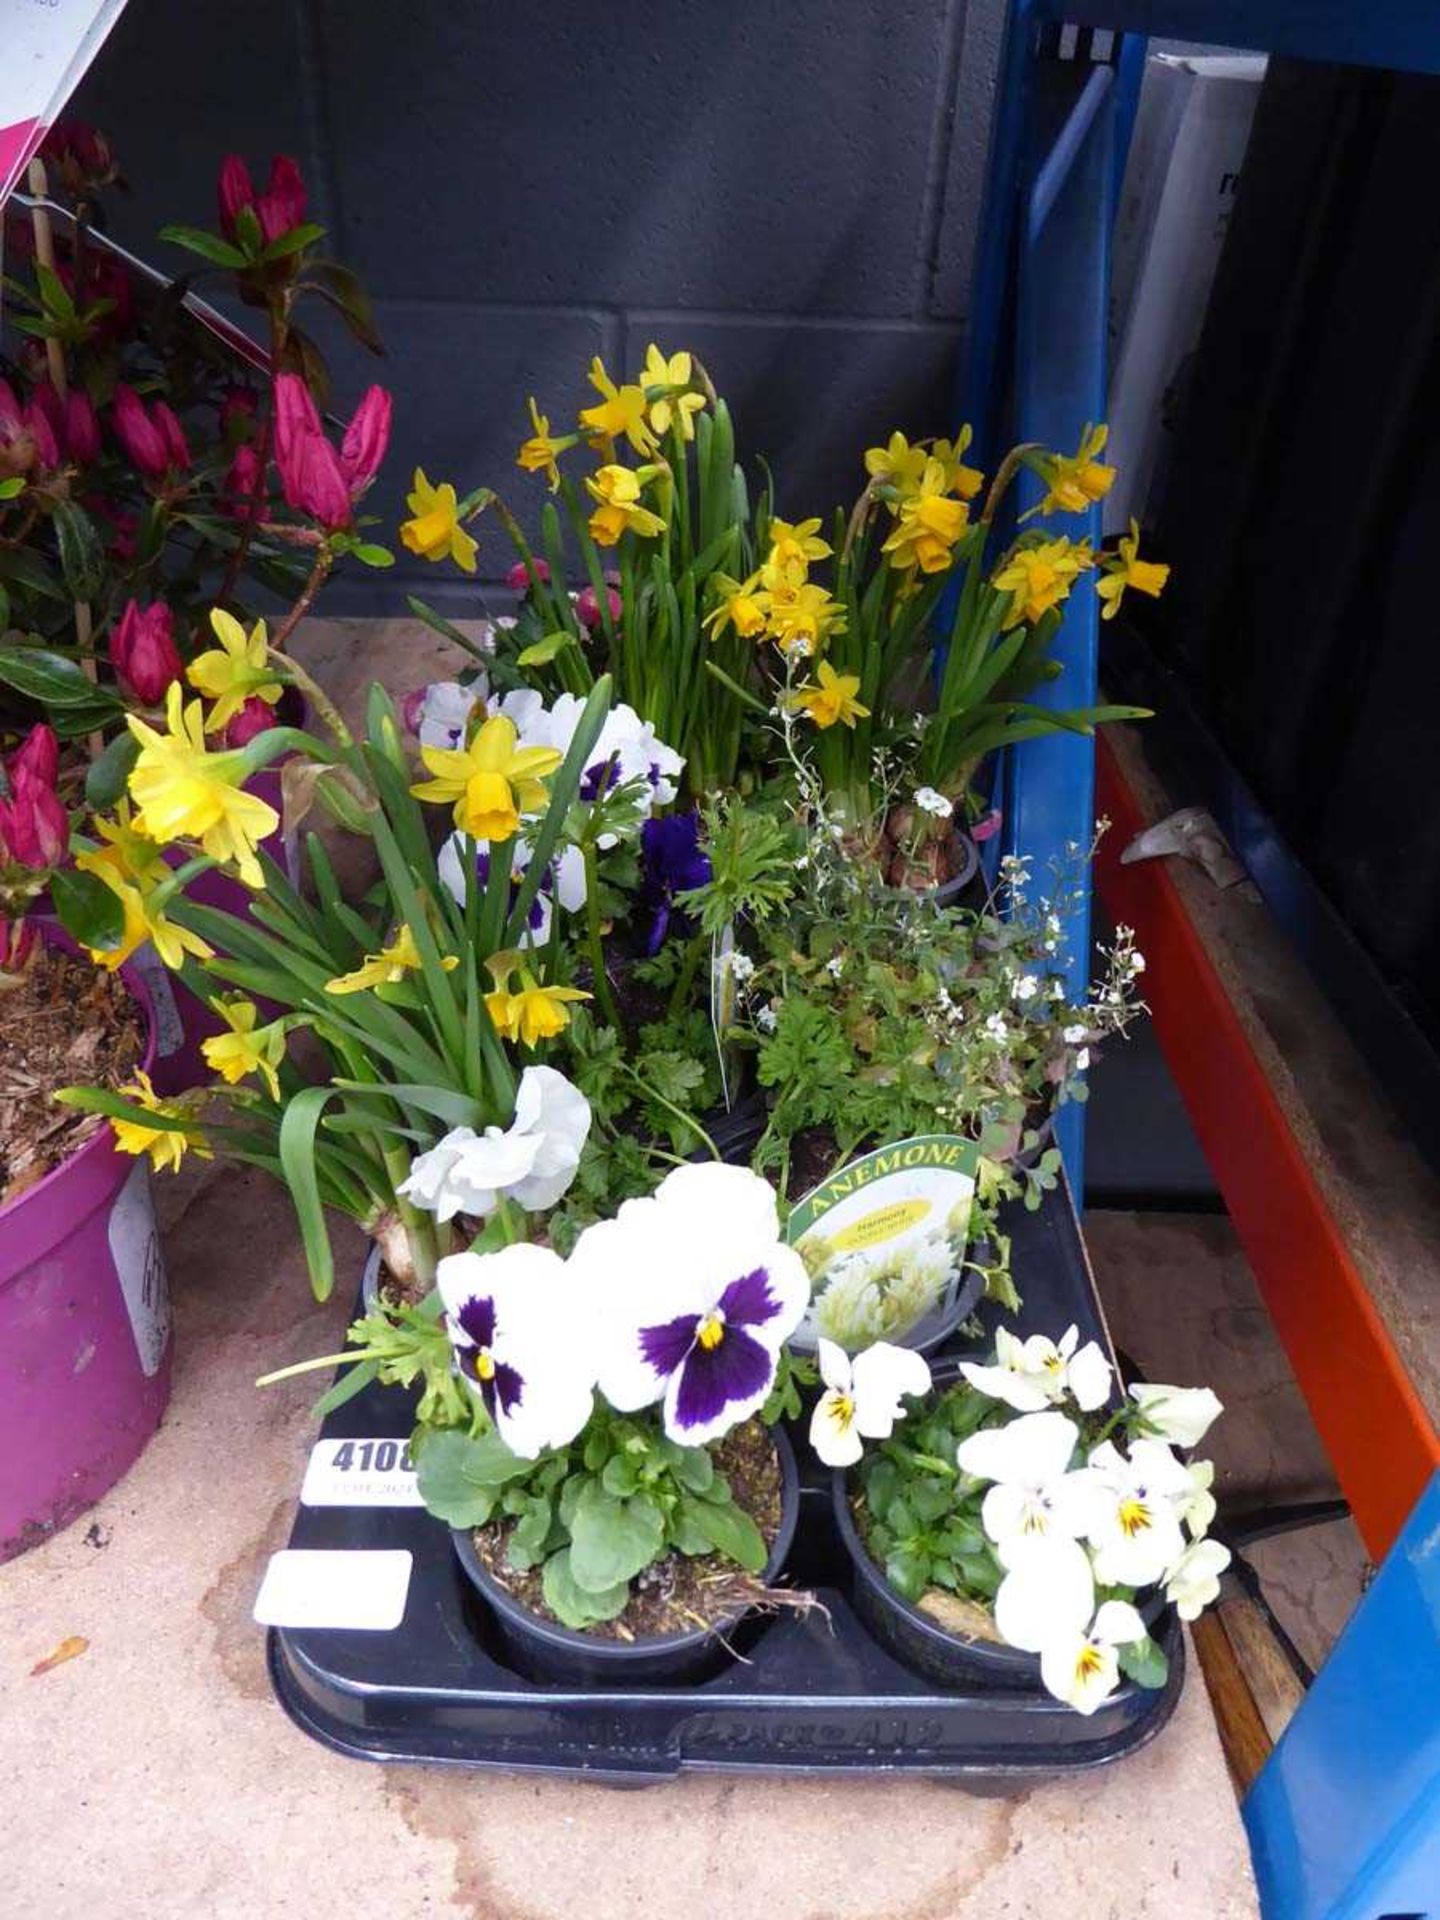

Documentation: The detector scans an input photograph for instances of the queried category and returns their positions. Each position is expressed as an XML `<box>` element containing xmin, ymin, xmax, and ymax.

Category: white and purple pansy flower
<box><xmin>499</xmin><ymin>689</ymin><xmax>684</xmax><ymax>841</ymax></box>
<box><xmin>404</xmin><ymin>676</ymin><xmax>488</xmax><ymax>751</ymax></box>
<box><xmin>577</xmin><ymin>1163</ymin><xmax>809</xmax><ymax>1448</ymax></box>
<box><xmin>437</xmin><ymin>832</ymin><xmax>586</xmax><ymax>946</ymax></box>
<box><xmin>436</xmin><ymin>1243</ymin><xmax>595</xmax><ymax>1458</ymax></box>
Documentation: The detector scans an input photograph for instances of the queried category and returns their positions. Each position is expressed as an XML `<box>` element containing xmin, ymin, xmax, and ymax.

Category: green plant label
<box><xmin>786</xmin><ymin>1135</ymin><xmax>978</xmax><ymax>1354</ymax></box>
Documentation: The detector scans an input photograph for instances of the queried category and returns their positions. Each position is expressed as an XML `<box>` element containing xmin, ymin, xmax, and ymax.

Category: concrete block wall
<box><xmin>73</xmin><ymin>0</ymin><xmax>1006</xmax><ymax>606</ymax></box>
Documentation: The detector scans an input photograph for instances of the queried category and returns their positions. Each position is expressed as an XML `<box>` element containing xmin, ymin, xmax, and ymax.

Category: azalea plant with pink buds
<box><xmin>0</xmin><ymin>721</ymin><xmax>68</xmax><ymax>987</ymax></box>
<box><xmin>0</xmin><ymin>124</ymin><xmax>387</xmax><ymax>782</ymax></box>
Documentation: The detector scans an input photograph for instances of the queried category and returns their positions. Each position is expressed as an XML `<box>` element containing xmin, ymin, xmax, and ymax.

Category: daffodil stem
<box><xmin>581</xmin><ymin>842</ymin><xmax>624</xmax><ymax>1036</ymax></box>
<box><xmin>979</xmin><ymin>443</ymin><xmax>1041</xmax><ymax>528</ymax></box>
<box><xmin>666</xmin><ymin>933</ymin><xmax>705</xmax><ymax>1022</ymax></box>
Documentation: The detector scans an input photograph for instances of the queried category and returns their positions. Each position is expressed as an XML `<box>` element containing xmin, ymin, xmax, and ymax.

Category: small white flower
<box><xmin>1063</xmin><ymin>1024</ymin><xmax>1087</xmax><ymax>1045</ymax></box>
<box><xmin>961</xmin><ymin>1324</ymin><xmax>1112</xmax><ymax>1414</ymax></box>
<box><xmin>809</xmin><ymin>1339</ymin><xmax>932</xmax><ymax>1467</ymax></box>
<box><xmin>1049</xmin><ymin>980</ymin><xmax>1067</xmax><ymax>1002</ymax></box>
<box><xmin>826</xmin><ymin>955</ymin><xmax>845</xmax><ymax>979</ymax></box>
<box><xmin>1128</xmin><ymin>1383</ymin><xmax>1224</xmax><ymax>1449</ymax></box>
<box><xmin>1081</xmin><ymin>1438</ymin><xmax>1191</xmax><ymax>1589</ymax></box>
<box><xmin>913</xmin><ymin>786</ymin><xmax>953</xmax><ymax>819</ymax></box>
<box><xmin>756</xmin><ymin>1004</ymin><xmax>778</xmax><ymax>1034</ymax></box>
<box><xmin>1039</xmin><ymin>1599</ymin><xmax>1149</xmax><ymax>1715</ymax></box>
<box><xmin>1129</xmin><ymin>952</ymin><xmax>1146</xmax><ymax>974</ymax></box>
<box><xmin>399</xmin><ymin>1067</ymin><xmax>591</xmax><ymax>1223</ymax></box>
<box><xmin>1163</xmin><ymin>1537</ymin><xmax>1231</xmax><ymax>1621</ymax></box>
<box><xmin>984</xmin><ymin>1012</ymin><xmax>1009</xmax><ymax>1041</ymax></box>
<box><xmin>1175</xmin><ymin>1458</ymin><xmax>1218</xmax><ymax>1539</ymax></box>
<box><xmin>956</xmin><ymin>1411</ymin><xmax>1095</xmax><ymax>1557</ymax></box>
<box><xmin>794</xmin><ymin>855</ymin><xmax>810</xmax><ymax>872</ymax></box>
<box><xmin>1075</xmin><ymin>1048</ymin><xmax>1090</xmax><ymax>1072</ymax></box>
<box><xmin>727</xmin><ymin>950</ymin><xmax>756</xmax><ymax>983</ymax></box>
<box><xmin>415</xmin><ymin>678</ymin><xmax>485</xmax><ymax>751</ymax></box>
<box><xmin>1012</xmin><ymin>974</ymin><xmax>1038</xmax><ymax>1002</ymax></box>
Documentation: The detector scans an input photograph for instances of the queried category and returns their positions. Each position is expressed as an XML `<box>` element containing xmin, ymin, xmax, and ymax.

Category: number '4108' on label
<box><xmin>300</xmin><ymin>1437</ymin><xmax>423</xmax><ymax>1508</ymax></box>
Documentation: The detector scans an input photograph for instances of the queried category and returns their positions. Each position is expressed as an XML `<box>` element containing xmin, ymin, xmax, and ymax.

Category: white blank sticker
<box><xmin>253</xmin><ymin>1549</ymin><xmax>412</xmax><ymax>1631</ymax></box>
<box><xmin>301</xmin><ymin>1437</ymin><xmax>423</xmax><ymax>1508</ymax></box>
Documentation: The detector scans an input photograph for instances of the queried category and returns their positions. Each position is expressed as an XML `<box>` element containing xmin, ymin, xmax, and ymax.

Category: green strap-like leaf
<box><xmin>279</xmin><ymin>1085</ymin><xmax>340</xmax><ymax>1301</ymax></box>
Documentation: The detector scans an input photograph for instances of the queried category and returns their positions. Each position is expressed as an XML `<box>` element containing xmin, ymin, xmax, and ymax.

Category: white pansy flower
<box><xmin>913</xmin><ymin>786</ymin><xmax>953</xmax><ymax>819</ymax></box>
<box><xmin>437</xmin><ymin>1242</ymin><xmax>594</xmax><ymax>1457</ymax></box>
<box><xmin>415</xmin><ymin>678</ymin><xmax>486</xmax><ymax>751</ymax></box>
<box><xmin>993</xmin><ymin>1534</ymin><xmax>1095</xmax><ymax>1656</ymax></box>
<box><xmin>1082</xmin><ymin>1438</ymin><xmax>1191</xmax><ymax>1589</ymax></box>
<box><xmin>576</xmin><ymin>1163</ymin><xmax>809</xmax><ymax>1449</ymax></box>
<box><xmin>399</xmin><ymin>1067</ymin><xmax>591</xmax><ymax>1223</ymax></box>
<box><xmin>956</xmin><ymin>1410</ymin><xmax>1095</xmax><ymax>1559</ymax></box>
<box><xmin>960</xmin><ymin>1324</ymin><xmax>1113</xmax><ymax>1414</ymax></box>
<box><xmin>809</xmin><ymin>1339</ymin><xmax>932</xmax><ymax>1467</ymax></box>
<box><xmin>1175</xmin><ymin>1458</ymin><xmax>1217</xmax><ymax>1539</ymax></box>
<box><xmin>1040</xmin><ymin>1599</ymin><xmax>1148</xmax><ymax>1715</ymax></box>
<box><xmin>1163</xmin><ymin>1537</ymin><xmax>1231</xmax><ymax>1621</ymax></box>
<box><xmin>1128</xmin><ymin>1382</ymin><xmax>1224</xmax><ymax>1449</ymax></box>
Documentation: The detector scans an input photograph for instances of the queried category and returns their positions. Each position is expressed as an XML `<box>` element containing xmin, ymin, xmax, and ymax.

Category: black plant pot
<box><xmin>832</xmin><ymin>1359</ymin><xmax>1167</xmax><ymax>1693</ymax></box>
<box><xmin>451</xmin><ymin>1425</ymin><xmax>801</xmax><ymax>1687</ymax></box>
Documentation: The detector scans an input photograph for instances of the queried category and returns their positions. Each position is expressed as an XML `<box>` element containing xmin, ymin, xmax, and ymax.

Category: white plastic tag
<box><xmin>107</xmin><ymin>1160</ymin><xmax>170</xmax><ymax>1376</ymax></box>
<box><xmin>253</xmin><ymin>1549</ymin><xmax>412</xmax><ymax>1631</ymax></box>
<box><xmin>300</xmin><ymin>1437</ymin><xmax>423</xmax><ymax>1508</ymax></box>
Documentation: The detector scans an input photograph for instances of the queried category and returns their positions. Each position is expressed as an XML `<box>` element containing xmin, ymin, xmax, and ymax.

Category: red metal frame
<box><xmin>1094</xmin><ymin>735</ymin><xmax>1440</xmax><ymax>1558</ymax></box>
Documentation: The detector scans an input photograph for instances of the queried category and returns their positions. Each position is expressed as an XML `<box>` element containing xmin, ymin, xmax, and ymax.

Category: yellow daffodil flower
<box><xmin>516</xmin><ymin>398</ymin><xmax>576</xmax><ymax>491</ymax></box>
<box><xmin>992</xmin><ymin>537</ymin><xmax>1093</xmax><ymax>629</ymax></box>
<box><xmin>584</xmin><ymin>464</ymin><xmax>667</xmax><ymax>547</ymax></box>
<box><xmin>76</xmin><ymin>852</ymin><xmax>214</xmax><ymax>973</ymax></box>
<box><xmin>578</xmin><ymin>357</ymin><xmax>657</xmax><ymax>456</ymax></box>
<box><xmin>702</xmin><ymin>571</ymin><xmax>769</xmax><ymax>641</ymax></box>
<box><xmin>932</xmin><ymin>425</ymin><xmax>984</xmax><ymax>501</ymax></box>
<box><xmin>110</xmin><ymin>1071</ymin><xmax>209</xmax><ymax>1173</ymax></box>
<box><xmin>864</xmin><ymin>431</ymin><xmax>930</xmax><ymax>497</ymax></box>
<box><xmin>1096</xmin><ymin>520</ymin><xmax>1170</xmax><ymax>621</ymax></box>
<box><xmin>126</xmin><ymin>683</ymin><xmax>280</xmax><ymax>889</ymax></box>
<box><xmin>641</xmin><ymin>345</ymin><xmax>706</xmax><ymax>440</ymax></box>
<box><xmin>767</xmin><ymin>580</ymin><xmax>848</xmax><ymax>658</ymax></box>
<box><xmin>484</xmin><ymin>950</ymin><xmax>590</xmax><ymax>1047</ymax></box>
<box><xmin>81</xmin><ymin>800</ymin><xmax>167</xmax><ymax>888</ymax></box>
<box><xmin>410</xmin><ymin>713</ymin><xmax>563</xmax><ymax>841</ymax></box>
<box><xmin>1033</xmin><ymin>423</ymin><xmax>1115</xmax><ymax>516</ymax></box>
<box><xmin>400</xmin><ymin>469</ymin><xmax>479</xmax><ymax>573</ymax></box>
<box><xmin>881</xmin><ymin>458</ymin><xmax>971</xmax><ymax>574</ymax></box>
<box><xmin>186</xmin><ymin>609</ymin><xmax>283</xmax><ymax>734</ymax></box>
<box><xmin>325</xmin><ymin>924</ymin><xmax>459</xmax><ymax>996</ymax></box>
<box><xmin>762</xmin><ymin>515</ymin><xmax>832</xmax><ymax>591</ymax></box>
<box><xmin>792</xmin><ymin>659</ymin><xmax>870</xmax><ymax>730</ymax></box>
<box><xmin>201</xmin><ymin>998</ymin><xmax>289</xmax><ymax>1099</ymax></box>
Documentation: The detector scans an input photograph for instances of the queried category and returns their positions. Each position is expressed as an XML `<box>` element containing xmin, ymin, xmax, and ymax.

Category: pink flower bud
<box><xmin>223</xmin><ymin>696</ymin><xmax>277</xmax><ymax>747</ymax></box>
<box><xmin>256</xmin><ymin>155</ymin><xmax>307</xmax><ymax>245</ymax></box>
<box><xmin>11</xmin><ymin>723</ymin><xmax>58</xmax><ymax>790</ymax></box>
<box><xmin>272</xmin><ymin>373</ymin><xmax>350</xmax><ymax>528</ymax></box>
<box><xmin>23</xmin><ymin>401</ymin><xmax>59</xmax><ymax>471</ymax></box>
<box><xmin>0</xmin><ymin>915</ymin><xmax>38</xmax><ymax>981</ymax></box>
<box><xmin>64</xmin><ymin>389</ymin><xmax>101</xmax><ymax>464</ymax></box>
<box><xmin>113</xmin><ymin>383</ymin><xmax>187</xmax><ymax>478</ymax></box>
<box><xmin>217</xmin><ymin>155</ymin><xmax>255</xmax><ymax>241</ymax></box>
<box><xmin>337</xmin><ymin>384</ymin><xmax>391</xmax><ymax>495</ymax></box>
<box><xmin>221</xmin><ymin>443</ymin><xmax>265</xmax><ymax>523</ymax></box>
<box><xmin>506</xmin><ymin>558</ymin><xmax>550</xmax><ymax>593</ymax></box>
<box><xmin>0</xmin><ymin>769</ymin><xmax>68</xmax><ymax>868</ymax></box>
<box><xmin>576</xmin><ymin>583</ymin><xmax>622</xmax><ymax>629</ymax></box>
<box><xmin>110</xmin><ymin>599</ymin><xmax>183</xmax><ymax>706</ymax></box>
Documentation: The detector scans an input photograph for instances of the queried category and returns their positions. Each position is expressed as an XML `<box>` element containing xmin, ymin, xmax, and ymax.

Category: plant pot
<box><xmin>451</xmin><ymin>1425</ymin><xmax>801</xmax><ymax>1687</ymax></box>
<box><xmin>831</xmin><ymin>1359</ymin><xmax>1164</xmax><ymax>1692</ymax></box>
<box><xmin>0</xmin><ymin>928</ymin><xmax>172</xmax><ymax>1561</ymax></box>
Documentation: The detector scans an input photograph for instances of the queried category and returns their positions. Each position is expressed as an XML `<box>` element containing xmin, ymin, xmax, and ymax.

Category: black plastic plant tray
<box><xmin>268</xmin><ymin>1190</ymin><xmax>1185</xmax><ymax>1783</ymax></box>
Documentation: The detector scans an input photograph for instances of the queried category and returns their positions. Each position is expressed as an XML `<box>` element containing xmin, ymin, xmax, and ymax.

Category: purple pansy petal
<box><xmin>638</xmin><ymin>811</ymin><xmax>711</xmax><ymax>954</ymax></box>
<box><xmin>492</xmin><ymin>1360</ymin><xmax>525</xmax><ymax>1417</ymax></box>
<box><xmin>719</xmin><ymin>1265</ymin><xmax>779</xmax><ymax>1331</ymax></box>
<box><xmin>639</xmin><ymin>1312</ymin><xmax>701</xmax><ymax>1380</ymax></box>
<box><xmin>672</xmin><ymin>1326</ymin><xmax>773</xmax><ymax>1433</ymax></box>
<box><xmin>456</xmin><ymin>1295</ymin><xmax>496</xmax><ymax>1349</ymax></box>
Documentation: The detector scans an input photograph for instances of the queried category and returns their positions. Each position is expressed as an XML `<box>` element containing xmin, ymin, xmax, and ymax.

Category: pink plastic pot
<box><xmin>0</xmin><ymin>929</ymin><xmax>173</xmax><ymax>1560</ymax></box>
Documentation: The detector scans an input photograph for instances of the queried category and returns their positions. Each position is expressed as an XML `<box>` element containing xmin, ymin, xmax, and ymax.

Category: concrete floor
<box><xmin>0</xmin><ymin>1160</ymin><xmax>1259</xmax><ymax>1920</ymax></box>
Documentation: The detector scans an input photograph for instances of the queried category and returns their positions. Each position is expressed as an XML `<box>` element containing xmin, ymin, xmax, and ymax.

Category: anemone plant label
<box><xmin>128</xmin><ymin>944</ymin><xmax>185</xmax><ymax>1058</ymax></box>
<box><xmin>300</xmin><ymin>1437</ymin><xmax>423</xmax><ymax>1508</ymax></box>
<box><xmin>786</xmin><ymin>1135</ymin><xmax>978</xmax><ymax>1353</ymax></box>
<box><xmin>107</xmin><ymin>1160</ymin><xmax>171</xmax><ymax>1377</ymax></box>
